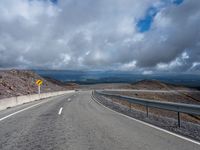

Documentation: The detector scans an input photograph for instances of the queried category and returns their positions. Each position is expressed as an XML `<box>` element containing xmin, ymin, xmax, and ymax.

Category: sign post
<box><xmin>38</xmin><ymin>85</ymin><xmax>41</xmax><ymax>94</ymax></box>
<box><xmin>36</xmin><ymin>79</ymin><xmax>43</xmax><ymax>95</ymax></box>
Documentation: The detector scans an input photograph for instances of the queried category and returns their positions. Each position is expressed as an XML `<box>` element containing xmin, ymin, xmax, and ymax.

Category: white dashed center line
<box><xmin>58</xmin><ymin>107</ymin><xmax>63</xmax><ymax>115</ymax></box>
<box><xmin>68</xmin><ymin>98</ymin><xmax>71</xmax><ymax>102</ymax></box>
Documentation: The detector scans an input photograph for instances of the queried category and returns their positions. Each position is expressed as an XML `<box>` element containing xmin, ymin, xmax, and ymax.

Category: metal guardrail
<box><xmin>94</xmin><ymin>90</ymin><xmax>200</xmax><ymax>127</ymax></box>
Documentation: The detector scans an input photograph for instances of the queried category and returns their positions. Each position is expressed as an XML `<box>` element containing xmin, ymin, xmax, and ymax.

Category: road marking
<box><xmin>0</xmin><ymin>94</ymin><xmax>74</xmax><ymax>122</ymax></box>
<box><xmin>58</xmin><ymin>107</ymin><xmax>63</xmax><ymax>115</ymax></box>
<box><xmin>68</xmin><ymin>98</ymin><xmax>71</xmax><ymax>102</ymax></box>
<box><xmin>92</xmin><ymin>94</ymin><xmax>200</xmax><ymax>146</ymax></box>
<box><xmin>0</xmin><ymin>100</ymin><xmax>48</xmax><ymax>122</ymax></box>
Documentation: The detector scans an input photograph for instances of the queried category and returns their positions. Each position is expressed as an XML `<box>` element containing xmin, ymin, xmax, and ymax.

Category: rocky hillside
<box><xmin>0</xmin><ymin>70</ymin><xmax>71</xmax><ymax>99</ymax></box>
<box><xmin>80</xmin><ymin>80</ymin><xmax>192</xmax><ymax>90</ymax></box>
<box><xmin>107</xmin><ymin>80</ymin><xmax>200</xmax><ymax>104</ymax></box>
<box><xmin>131</xmin><ymin>80</ymin><xmax>191</xmax><ymax>90</ymax></box>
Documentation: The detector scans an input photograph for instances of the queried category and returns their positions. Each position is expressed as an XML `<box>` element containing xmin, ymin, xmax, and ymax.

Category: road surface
<box><xmin>0</xmin><ymin>91</ymin><xmax>199</xmax><ymax>150</ymax></box>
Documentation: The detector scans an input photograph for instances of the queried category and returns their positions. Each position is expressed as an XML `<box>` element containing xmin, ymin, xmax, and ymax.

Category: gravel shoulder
<box><xmin>93</xmin><ymin>92</ymin><xmax>200</xmax><ymax>141</ymax></box>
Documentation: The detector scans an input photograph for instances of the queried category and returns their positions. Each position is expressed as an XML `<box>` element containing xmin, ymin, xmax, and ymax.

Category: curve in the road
<box><xmin>0</xmin><ymin>91</ymin><xmax>199</xmax><ymax>150</ymax></box>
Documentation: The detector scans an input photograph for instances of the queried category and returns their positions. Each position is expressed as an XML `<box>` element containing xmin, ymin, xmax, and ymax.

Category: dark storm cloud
<box><xmin>0</xmin><ymin>0</ymin><xmax>199</xmax><ymax>73</ymax></box>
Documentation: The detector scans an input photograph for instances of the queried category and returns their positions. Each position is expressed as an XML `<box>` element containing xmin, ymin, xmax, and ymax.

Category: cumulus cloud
<box><xmin>136</xmin><ymin>0</ymin><xmax>200</xmax><ymax>69</ymax></box>
<box><xmin>0</xmin><ymin>0</ymin><xmax>199</xmax><ymax>73</ymax></box>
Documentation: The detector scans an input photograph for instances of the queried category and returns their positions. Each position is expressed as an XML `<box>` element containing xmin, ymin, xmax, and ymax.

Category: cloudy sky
<box><xmin>0</xmin><ymin>0</ymin><xmax>200</xmax><ymax>73</ymax></box>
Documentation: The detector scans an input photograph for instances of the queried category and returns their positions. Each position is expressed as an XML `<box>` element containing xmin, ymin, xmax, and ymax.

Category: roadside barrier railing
<box><xmin>94</xmin><ymin>90</ymin><xmax>200</xmax><ymax>127</ymax></box>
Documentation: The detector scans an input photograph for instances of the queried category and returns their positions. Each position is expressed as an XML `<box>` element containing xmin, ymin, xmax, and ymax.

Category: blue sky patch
<box><xmin>50</xmin><ymin>0</ymin><xmax>58</xmax><ymax>4</ymax></box>
<box><xmin>137</xmin><ymin>0</ymin><xmax>184</xmax><ymax>32</ymax></box>
<box><xmin>29</xmin><ymin>0</ymin><xmax>58</xmax><ymax>4</ymax></box>
<box><xmin>137</xmin><ymin>7</ymin><xmax>158</xmax><ymax>32</ymax></box>
<box><xmin>173</xmin><ymin>0</ymin><xmax>184</xmax><ymax>5</ymax></box>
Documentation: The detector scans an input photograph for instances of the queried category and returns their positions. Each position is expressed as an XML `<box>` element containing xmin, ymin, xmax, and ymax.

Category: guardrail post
<box><xmin>177</xmin><ymin>112</ymin><xmax>181</xmax><ymax>128</ymax></box>
<box><xmin>97</xmin><ymin>91</ymin><xmax>200</xmax><ymax>124</ymax></box>
<box><xmin>146</xmin><ymin>105</ymin><xmax>149</xmax><ymax>117</ymax></box>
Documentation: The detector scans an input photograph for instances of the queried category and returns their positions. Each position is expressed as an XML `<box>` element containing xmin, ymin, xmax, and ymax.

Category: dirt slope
<box><xmin>0</xmin><ymin>70</ymin><xmax>69</xmax><ymax>99</ymax></box>
<box><xmin>130</xmin><ymin>80</ymin><xmax>190</xmax><ymax>90</ymax></box>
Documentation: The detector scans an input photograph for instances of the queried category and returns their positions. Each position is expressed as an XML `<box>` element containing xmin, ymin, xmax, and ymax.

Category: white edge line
<box><xmin>0</xmin><ymin>100</ymin><xmax>48</xmax><ymax>122</ymax></box>
<box><xmin>92</xmin><ymin>94</ymin><xmax>200</xmax><ymax>146</ymax></box>
<box><xmin>58</xmin><ymin>107</ymin><xmax>63</xmax><ymax>115</ymax></box>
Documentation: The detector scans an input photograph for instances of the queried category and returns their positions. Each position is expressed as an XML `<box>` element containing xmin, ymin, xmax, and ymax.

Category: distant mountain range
<box><xmin>34</xmin><ymin>70</ymin><xmax>200</xmax><ymax>88</ymax></box>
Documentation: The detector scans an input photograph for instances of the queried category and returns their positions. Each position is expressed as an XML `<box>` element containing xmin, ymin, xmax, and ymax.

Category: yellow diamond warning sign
<box><xmin>36</xmin><ymin>79</ymin><xmax>43</xmax><ymax>86</ymax></box>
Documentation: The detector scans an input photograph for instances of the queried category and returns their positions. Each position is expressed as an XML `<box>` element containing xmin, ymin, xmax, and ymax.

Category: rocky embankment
<box><xmin>0</xmin><ymin>70</ymin><xmax>72</xmax><ymax>99</ymax></box>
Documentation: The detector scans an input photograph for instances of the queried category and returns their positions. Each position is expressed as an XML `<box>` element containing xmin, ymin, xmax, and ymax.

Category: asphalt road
<box><xmin>0</xmin><ymin>91</ymin><xmax>199</xmax><ymax>150</ymax></box>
